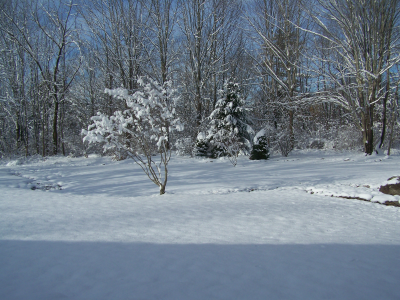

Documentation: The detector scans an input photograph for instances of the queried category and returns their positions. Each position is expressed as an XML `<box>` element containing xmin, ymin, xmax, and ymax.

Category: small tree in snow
<box><xmin>193</xmin><ymin>132</ymin><xmax>210</xmax><ymax>157</ymax></box>
<box><xmin>250</xmin><ymin>129</ymin><xmax>270</xmax><ymax>160</ymax></box>
<box><xmin>206</xmin><ymin>81</ymin><xmax>253</xmax><ymax>166</ymax></box>
<box><xmin>82</xmin><ymin>77</ymin><xmax>184</xmax><ymax>195</ymax></box>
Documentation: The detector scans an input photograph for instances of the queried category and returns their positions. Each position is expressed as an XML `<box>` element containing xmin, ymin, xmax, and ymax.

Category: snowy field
<box><xmin>1</xmin><ymin>150</ymin><xmax>400</xmax><ymax>300</ymax></box>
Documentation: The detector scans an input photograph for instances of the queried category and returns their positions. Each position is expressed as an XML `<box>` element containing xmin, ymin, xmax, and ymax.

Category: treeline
<box><xmin>1</xmin><ymin>0</ymin><xmax>399</xmax><ymax>158</ymax></box>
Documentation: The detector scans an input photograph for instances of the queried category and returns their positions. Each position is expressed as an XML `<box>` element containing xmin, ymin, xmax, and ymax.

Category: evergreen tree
<box><xmin>206</xmin><ymin>81</ymin><xmax>253</xmax><ymax>164</ymax></box>
<box><xmin>250</xmin><ymin>130</ymin><xmax>270</xmax><ymax>160</ymax></box>
<box><xmin>193</xmin><ymin>132</ymin><xmax>210</xmax><ymax>157</ymax></box>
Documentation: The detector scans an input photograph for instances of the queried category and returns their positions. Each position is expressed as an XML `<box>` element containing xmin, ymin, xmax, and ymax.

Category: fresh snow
<box><xmin>1</xmin><ymin>150</ymin><xmax>400</xmax><ymax>299</ymax></box>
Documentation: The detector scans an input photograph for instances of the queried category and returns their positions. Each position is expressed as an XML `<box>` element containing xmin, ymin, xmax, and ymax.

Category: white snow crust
<box><xmin>1</xmin><ymin>150</ymin><xmax>400</xmax><ymax>299</ymax></box>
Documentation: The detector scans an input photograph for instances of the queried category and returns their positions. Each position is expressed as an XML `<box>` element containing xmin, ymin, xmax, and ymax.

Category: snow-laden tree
<box><xmin>83</xmin><ymin>76</ymin><xmax>184</xmax><ymax>195</ymax></box>
<box><xmin>205</xmin><ymin>81</ymin><xmax>253</xmax><ymax>166</ymax></box>
<box><xmin>250</xmin><ymin>129</ymin><xmax>270</xmax><ymax>160</ymax></box>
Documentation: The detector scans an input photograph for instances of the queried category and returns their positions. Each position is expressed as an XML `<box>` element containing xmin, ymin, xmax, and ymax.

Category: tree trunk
<box><xmin>362</xmin><ymin>105</ymin><xmax>374</xmax><ymax>155</ymax></box>
<box><xmin>387</xmin><ymin>115</ymin><xmax>395</xmax><ymax>156</ymax></box>
<box><xmin>160</xmin><ymin>162</ymin><xmax>168</xmax><ymax>195</ymax></box>
<box><xmin>379</xmin><ymin>71</ymin><xmax>390</xmax><ymax>150</ymax></box>
<box><xmin>387</xmin><ymin>91</ymin><xmax>398</xmax><ymax>156</ymax></box>
<box><xmin>159</xmin><ymin>184</ymin><xmax>166</xmax><ymax>195</ymax></box>
<box><xmin>288</xmin><ymin>109</ymin><xmax>295</xmax><ymax>150</ymax></box>
<box><xmin>16</xmin><ymin>112</ymin><xmax>21</xmax><ymax>151</ymax></box>
<box><xmin>52</xmin><ymin>99</ymin><xmax>59</xmax><ymax>155</ymax></box>
<box><xmin>379</xmin><ymin>95</ymin><xmax>388</xmax><ymax>150</ymax></box>
<box><xmin>196</xmin><ymin>91</ymin><xmax>202</xmax><ymax>125</ymax></box>
<box><xmin>42</xmin><ymin>100</ymin><xmax>46</xmax><ymax>156</ymax></box>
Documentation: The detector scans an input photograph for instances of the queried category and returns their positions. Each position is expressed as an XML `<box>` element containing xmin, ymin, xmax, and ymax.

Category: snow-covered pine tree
<box><xmin>250</xmin><ymin>129</ymin><xmax>270</xmax><ymax>160</ymax></box>
<box><xmin>193</xmin><ymin>132</ymin><xmax>210</xmax><ymax>157</ymax></box>
<box><xmin>206</xmin><ymin>81</ymin><xmax>253</xmax><ymax>165</ymax></box>
<box><xmin>82</xmin><ymin>76</ymin><xmax>184</xmax><ymax>195</ymax></box>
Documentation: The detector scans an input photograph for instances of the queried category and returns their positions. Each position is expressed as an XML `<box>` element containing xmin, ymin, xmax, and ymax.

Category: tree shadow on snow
<box><xmin>1</xmin><ymin>240</ymin><xmax>399</xmax><ymax>300</ymax></box>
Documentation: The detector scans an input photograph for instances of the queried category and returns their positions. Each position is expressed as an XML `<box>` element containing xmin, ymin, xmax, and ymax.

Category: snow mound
<box><xmin>305</xmin><ymin>183</ymin><xmax>400</xmax><ymax>204</ymax></box>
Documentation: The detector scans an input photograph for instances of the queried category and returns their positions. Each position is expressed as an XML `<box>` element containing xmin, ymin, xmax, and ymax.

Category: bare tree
<box><xmin>141</xmin><ymin>0</ymin><xmax>180</xmax><ymax>84</ymax></box>
<box><xmin>308</xmin><ymin>0</ymin><xmax>400</xmax><ymax>154</ymax></box>
<box><xmin>178</xmin><ymin>0</ymin><xmax>244</xmax><ymax>125</ymax></box>
<box><xmin>0</xmin><ymin>8</ymin><xmax>29</xmax><ymax>155</ymax></box>
<box><xmin>245</xmin><ymin>0</ymin><xmax>310</xmax><ymax>153</ymax></box>
<box><xmin>84</xmin><ymin>0</ymin><xmax>146</xmax><ymax>89</ymax></box>
<box><xmin>1</xmin><ymin>0</ymin><xmax>81</xmax><ymax>155</ymax></box>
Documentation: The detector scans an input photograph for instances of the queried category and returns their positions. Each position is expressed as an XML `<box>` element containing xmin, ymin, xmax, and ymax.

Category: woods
<box><xmin>1</xmin><ymin>0</ymin><xmax>399</xmax><ymax>158</ymax></box>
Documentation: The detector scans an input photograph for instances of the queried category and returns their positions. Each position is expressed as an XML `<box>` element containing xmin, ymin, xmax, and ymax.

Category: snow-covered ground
<box><xmin>1</xmin><ymin>150</ymin><xmax>400</xmax><ymax>299</ymax></box>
